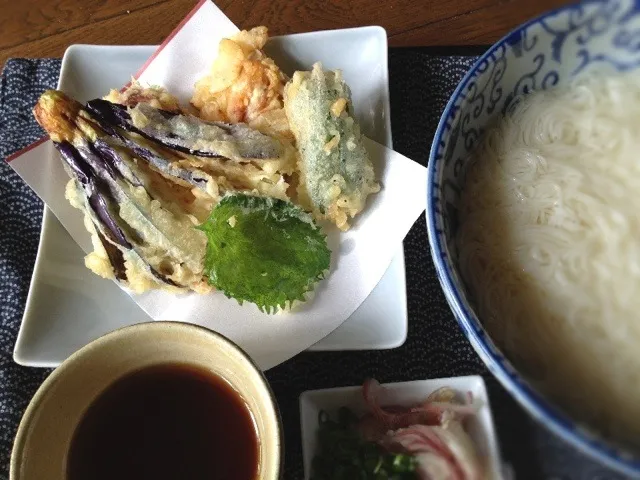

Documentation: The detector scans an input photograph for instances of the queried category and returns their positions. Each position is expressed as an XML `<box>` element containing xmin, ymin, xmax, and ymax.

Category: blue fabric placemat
<box><xmin>0</xmin><ymin>52</ymin><xmax>627</xmax><ymax>480</ymax></box>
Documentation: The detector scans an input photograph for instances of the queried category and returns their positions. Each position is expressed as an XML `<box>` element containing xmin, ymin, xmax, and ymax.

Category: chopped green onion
<box><xmin>311</xmin><ymin>409</ymin><xmax>418</xmax><ymax>480</ymax></box>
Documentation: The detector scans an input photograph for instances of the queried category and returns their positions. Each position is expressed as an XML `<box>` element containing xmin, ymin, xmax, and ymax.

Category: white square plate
<box><xmin>14</xmin><ymin>28</ymin><xmax>408</xmax><ymax>367</ymax></box>
<box><xmin>300</xmin><ymin>376</ymin><xmax>504</xmax><ymax>479</ymax></box>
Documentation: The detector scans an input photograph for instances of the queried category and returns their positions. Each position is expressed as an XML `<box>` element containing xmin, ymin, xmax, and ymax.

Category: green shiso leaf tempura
<box><xmin>197</xmin><ymin>193</ymin><xmax>331</xmax><ymax>313</ymax></box>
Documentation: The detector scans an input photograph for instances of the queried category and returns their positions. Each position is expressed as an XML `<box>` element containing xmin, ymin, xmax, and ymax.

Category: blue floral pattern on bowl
<box><xmin>427</xmin><ymin>0</ymin><xmax>640</xmax><ymax>476</ymax></box>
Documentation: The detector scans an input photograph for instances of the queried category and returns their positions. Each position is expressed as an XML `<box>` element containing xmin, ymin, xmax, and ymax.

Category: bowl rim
<box><xmin>10</xmin><ymin>321</ymin><xmax>284</xmax><ymax>480</ymax></box>
<box><xmin>426</xmin><ymin>0</ymin><xmax>640</xmax><ymax>475</ymax></box>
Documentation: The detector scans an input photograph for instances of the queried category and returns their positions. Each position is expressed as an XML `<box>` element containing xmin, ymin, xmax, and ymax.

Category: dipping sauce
<box><xmin>66</xmin><ymin>364</ymin><xmax>258</xmax><ymax>480</ymax></box>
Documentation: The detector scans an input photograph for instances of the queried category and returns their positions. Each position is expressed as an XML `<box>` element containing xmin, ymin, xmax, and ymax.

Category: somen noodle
<box><xmin>456</xmin><ymin>73</ymin><xmax>640</xmax><ymax>447</ymax></box>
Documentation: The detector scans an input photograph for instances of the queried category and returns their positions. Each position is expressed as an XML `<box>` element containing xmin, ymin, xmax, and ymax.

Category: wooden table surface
<box><xmin>1</xmin><ymin>0</ymin><xmax>570</xmax><ymax>69</ymax></box>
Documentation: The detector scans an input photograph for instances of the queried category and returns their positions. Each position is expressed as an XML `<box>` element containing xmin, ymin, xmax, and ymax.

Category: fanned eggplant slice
<box><xmin>102</xmin><ymin>131</ymin><xmax>210</xmax><ymax>192</ymax></box>
<box><xmin>56</xmin><ymin>141</ymin><xmax>185</xmax><ymax>289</ymax></box>
<box><xmin>56</xmin><ymin>141</ymin><xmax>130</xmax><ymax>249</ymax></box>
<box><xmin>93</xmin><ymin>138</ymin><xmax>143</xmax><ymax>187</ymax></box>
<box><xmin>35</xmin><ymin>90</ymin><xmax>209</xmax><ymax>293</ymax></box>
<box><xmin>75</xmin><ymin>142</ymin><xmax>205</xmax><ymax>276</ymax></box>
<box><xmin>86</xmin><ymin>99</ymin><xmax>284</xmax><ymax>160</ymax></box>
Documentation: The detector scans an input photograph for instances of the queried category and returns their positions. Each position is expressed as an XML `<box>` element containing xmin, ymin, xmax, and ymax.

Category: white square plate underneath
<box><xmin>14</xmin><ymin>35</ymin><xmax>407</xmax><ymax>368</ymax></box>
<box><xmin>300</xmin><ymin>376</ymin><xmax>504</xmax><ymax>480</ymax></box>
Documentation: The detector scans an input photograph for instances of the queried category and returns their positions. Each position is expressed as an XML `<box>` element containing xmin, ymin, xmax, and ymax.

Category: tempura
<box><xmin>284</xmin><ymin>63</ymin><xmax>379</xmax><ymax>230</ymax></box>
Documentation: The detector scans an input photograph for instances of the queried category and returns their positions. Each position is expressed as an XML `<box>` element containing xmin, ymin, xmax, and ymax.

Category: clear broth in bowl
<box><xmin>66</xmin><ymin>364</ymin><xmax>259</xmax><ymax>480</ymax></box>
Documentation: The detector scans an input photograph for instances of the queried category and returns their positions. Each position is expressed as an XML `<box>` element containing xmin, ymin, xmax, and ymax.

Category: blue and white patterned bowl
<box><xmin>427</xmin><ymin>0</ymin><xmax>640</xmax><ymax>475</ymax></box>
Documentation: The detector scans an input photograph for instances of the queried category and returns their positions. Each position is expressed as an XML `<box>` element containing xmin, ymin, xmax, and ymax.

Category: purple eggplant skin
<box><xmin>85</xmin><ymin>98</ymin><xmax>283</xmax><ymax>160</ymax></box>
<box><xmin>77</xmin><ymin>141</ymin><xmax>179</xmax><ymax>247</ymax></box>
<box><xmin>149</xmin><ymin>267</ymin><xmax>181</xmax><ymax>287</ymax></box>
<box><xmin>93</xmin><ymin>138</ymin><xmax>143</xmax><ymax>187</ymax></box>
<box><xmin>96</xmin><ymin>230</ymin><xmax>128</xmax><ymax>281</ymax></box>
<box><xmin>35</xmin><ymin>91</ymin><xmax>188</xmax><ymax>289</ymax></box>
<box><xmin>85</xmin><ymin>98</ymin><xmax>130</xmax><ymax>129</ymax></box>
<box><xmin>83</xmin><ymin>115</ymin><xmax>209</xmax><ymax>192</ymax></box>
<box><xmin>82</xmin><ymin>105</ymin><xmax>209</xmax><ymax>190</ymax></box>
<box><xmin>55</xmin><ymin>141</ymin><xmax>131</xmax><ymax>249</ymax></box>
<box><xmin>98</xmin><ymin>130</ymin><xmax>209</xmax><ymax>191</ymax></box>
<box><xmin>56</xmin><ymin>140</ymin><xmax>183</xmax><ymax>289</ymax></box>
<box><xmin>71</xmin><ymin>141</ymin><xmax>188</xmax><ymax>289</ymax></box>
<box><xmin>80</xmin><ymin>101</ymin><xmax>211</xmax><ymax>191</ymax></box>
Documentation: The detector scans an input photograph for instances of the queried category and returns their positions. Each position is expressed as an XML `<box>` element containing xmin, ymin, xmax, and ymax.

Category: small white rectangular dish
<box><xmin>300</xmin><ymin>376</ymin><xmax>504</xmax><ymax>479</ymax></box>
<box><xmin>14</xmin><ymin>30</ymin><xmax>408</xmax><ymax>367</ymax></box>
